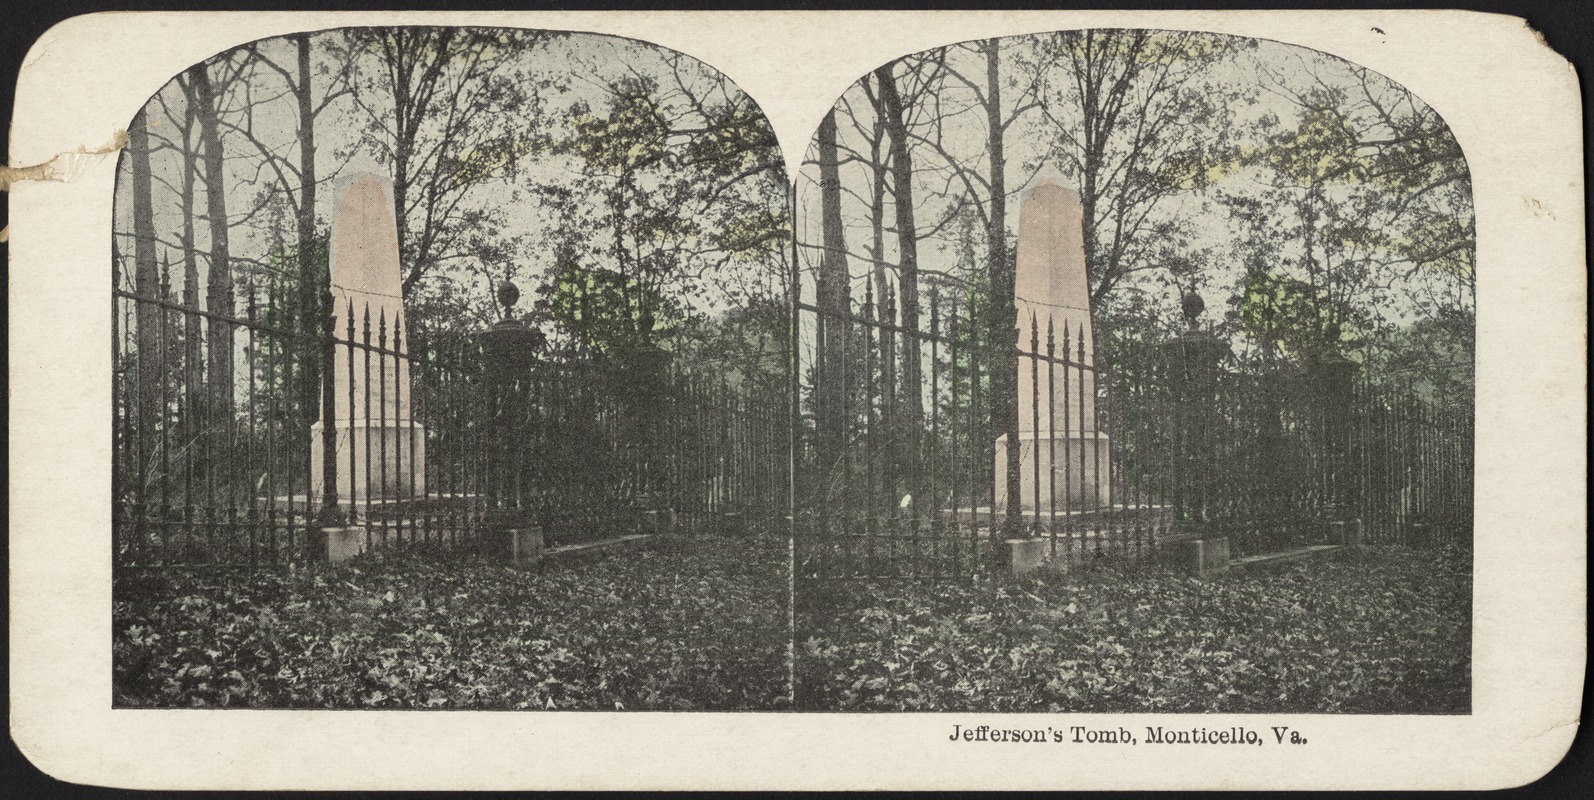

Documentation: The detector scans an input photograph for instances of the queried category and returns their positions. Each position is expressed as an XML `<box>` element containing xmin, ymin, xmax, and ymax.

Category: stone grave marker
<box><xmin>995</xmin><ymin>179</ymin><xmax>1111</xmax><ymax>513</ymax></box>
<box><xmin>309</xmin><ymin>172</ymin><xmax>426</xmax><ymax>506</ymax></box>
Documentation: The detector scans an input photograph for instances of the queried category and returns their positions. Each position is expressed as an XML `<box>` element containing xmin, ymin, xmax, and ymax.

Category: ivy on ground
<box><xmin>114</xmin><ymin>534</ymin><xmax>790</xmax><ymax>710</ymax></box>
<box><xmin>796</xmin><ymin>545</ymin><xmax>1471</xmax><ymax>713</ymax></box>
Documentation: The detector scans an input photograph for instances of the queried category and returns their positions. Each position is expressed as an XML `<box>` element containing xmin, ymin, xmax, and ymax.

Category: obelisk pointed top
<box><xmin>330</xmin><ymin>173</ymin><xmax>402</xmax><ymax>299</ymax></box>
<box><xmin>1028</xmin><ymin>168</ymin><xmax>1078</xmax><ymax>199</ymax></box>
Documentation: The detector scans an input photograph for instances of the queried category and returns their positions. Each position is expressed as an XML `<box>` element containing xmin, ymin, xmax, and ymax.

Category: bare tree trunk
<box><xmin>292</xmin><ymin>34</ymin><xmax>326</xmax><ymax>425</ymax></box>
<box><xmin>983</xmin><ymin>41</ymin><xmax>1021</xmax><ymax>532</ymax></box>
<box><xmin>295</xmin><ymin>33</ymin><xmax>321</xmax><ymax>324</ymax></box>
<box><xmin>191</xmin><ymin>61</ymin><xmax>234</xmax><ymax>420</ymax></box>
<box><xmin>815</xmin><ymin>108</ymin><xmax>850</xmax><ymax>466</ymax></box>
<box><xmin>178</xmin><ymin>111</ymin><xmax>203</xmax><ymax>417</ymax></box>
<box><xmin>129</xmin><ymin>109</ymin><xmax>162</xmax><ymax>424</ymax></box>
<box><xmin>867</xmin><ymin>112</ymin><xmax>889</xmax><ymax>309</ymax></box>
<box><xmin>295</xmin><ymin>34</ymin><xmax>318</xmax><ymax>260</ymax></box>
<box><xmin>873</xmin><ymin>64</ymin><xmax>922</xmax><ymax>428</ymax></box>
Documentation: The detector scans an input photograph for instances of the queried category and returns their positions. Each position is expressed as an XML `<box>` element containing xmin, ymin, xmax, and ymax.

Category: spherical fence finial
<box><xmin>1180</xmin><ymin>290</ymin><xmax>1206</xmax><ymax>330</ymax></box>
<box><xmin>497</xmin><ymin>280</ymin><xmax>521</xmax><ymax>320</ymax></box>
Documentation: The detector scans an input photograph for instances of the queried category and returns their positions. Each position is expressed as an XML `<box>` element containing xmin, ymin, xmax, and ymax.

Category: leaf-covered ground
<box><xmin>114</xmin><ymin>534</ymin><xmax>790</xmax><ymax>710</ymax></box>
<box><xmin>796</xmin><ymin>545</ymin><xmax>1471</xmax><ymax>713</ymax></box>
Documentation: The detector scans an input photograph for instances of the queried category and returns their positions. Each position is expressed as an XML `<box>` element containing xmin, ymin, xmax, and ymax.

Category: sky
<box><xmin>114</xmin><ymin>29</ymin><xmax>790</xmax><ymax>332</ymax></box>
<box><xmin>114</xmin><ymin>25</ymin><xmax>1472</xmax><ymax>364</ymax></box>
<box><xmin>792</xmin><ymin>30</ymin><xmax>1474</xmax><ymax>352</ymax></box>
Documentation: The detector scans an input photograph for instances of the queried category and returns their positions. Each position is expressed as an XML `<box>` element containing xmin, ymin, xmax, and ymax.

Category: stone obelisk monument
<box><xmin>310</xmin><ymin>173</ymin><xmax>426</xmax><ymax>504</ymax></box>
<box><xmin>995</xmin><ymin>179</ymin><xmax>1111</xmax><ymax>512</ymax></box>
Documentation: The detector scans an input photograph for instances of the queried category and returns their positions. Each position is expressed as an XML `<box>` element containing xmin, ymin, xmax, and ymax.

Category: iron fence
<box><xmin>113</xmin><ymin>272</ymin><xmax>787</xmax><ymax>571</ymax></box>
<box><xmin>793</xmin><ymin>285</ymin><xmax>1474</xmax><ymax>582</ymax></box>
<box><xmin>794</xmin><ymin>283</ymin><xmax>988</xmax><ymax>582</ymax></box>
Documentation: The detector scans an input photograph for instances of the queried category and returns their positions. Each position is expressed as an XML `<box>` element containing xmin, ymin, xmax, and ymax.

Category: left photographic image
<box><xmin>110</xmin><ymin>27</ymin><xmax>793</xmax><ymax>710</ymax></box>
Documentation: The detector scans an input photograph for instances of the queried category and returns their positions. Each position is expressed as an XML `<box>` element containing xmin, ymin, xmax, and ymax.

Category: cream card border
<box><xmin>9</xmin><ymin>9</ymin><xmax>1586</xmax><ymax>791</ymax></box>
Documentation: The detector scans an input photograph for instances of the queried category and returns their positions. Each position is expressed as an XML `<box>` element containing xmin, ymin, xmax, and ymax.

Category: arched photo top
<box><xmin>113</xmin><ymin>26</ymin><xmax>790</xmax><ymax>353</ymax></box>
<box><xmin>789</xmin><ymin>28</ymin><xmax>1476</xmax><ymax>717</ymax></box>
<box><xmin>796</xmin><ymin>28</ymin><xmax>1473</xmax><ymax>399</ymax></box>
<box><xmin>108</xmin><ymin>26</ymin><xmax>795</xmax><ymax>602</ymax></box>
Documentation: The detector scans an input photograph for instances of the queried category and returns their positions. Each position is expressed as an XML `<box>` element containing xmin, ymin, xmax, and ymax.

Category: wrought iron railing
<box><xmin>113</xmin><ymin>279</ymin><xmax>787</xmax><ymax>570</ymax></box>
<box><xmin>793</xmin><ymin>284</ymin><xmax>1474</xmax><ymax>581</ymax></box>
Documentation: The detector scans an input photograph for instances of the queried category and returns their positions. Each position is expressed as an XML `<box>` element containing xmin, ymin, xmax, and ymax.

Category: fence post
<box><xmin>1157</xmin><ymin>296</ymin><xmax>1232</xmax><ymax>571</ymax></box>
<box><xmin>476</xmin><ymin>281</ymin><xmax>546</xmax><ymax>564</ymax></box>
<box><xmin>1309</xmin><ymin>347</ymin><xmax>1360</xmax><ymax>543</ymax></box>
<box><xmin>313</xmin><ymin>310</ymin><xmax>364</xmax><ymax>561</ymax></box>
<box><xmin>1160</xmin><ymin>330</ymin><xmax>1229</xmax><ymax>515</ymax></box>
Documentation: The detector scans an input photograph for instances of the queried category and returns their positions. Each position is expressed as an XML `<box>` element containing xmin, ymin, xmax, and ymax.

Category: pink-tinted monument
<box><xmin>309</xmin><ymin>173</ymin><xmax>426</xmax><ymax>504</ymax></box>
<box><xmin>994</xmin><ymin>179</ymin><xmax>1111</xmax><ymax>512</ymax></box>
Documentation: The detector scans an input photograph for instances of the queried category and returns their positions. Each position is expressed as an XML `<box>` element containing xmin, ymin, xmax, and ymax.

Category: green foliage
<box><xmin>668</xmin><ymin>296</ymin><xmax>790</xmax><ymax>398</ymax></box>
<box><xmin>797</xmin><ymin>545</ymin><xmax>1470</xmax><ymax>712</ymax></box>
<box><xmin>113</xmin><ymin>534</ymin><xmax>790</xmax><ymax>710</ymax></box>
<box><xmin>542</xmin><ymin>255</ymin><xmax>689</xmax><ymax>361</ymax></box>
<box><xmin>1262</xmin><ymin>106</ymin><xmax>1366</xmax><ymax>186</ymax></box>
<box><xmin>551</xmin><ymin>66</ymin><xmax>788</xmax><ymax>321</ymax></box>
<box><xmin>565</xmin><ymin>82</ymin><xmax>671</xmax><ymax>173</ymax></box>
<box><xmin>1362</xmin><ymin>315</ymin><xmax>1475</xmax><ymax>409</ymax></box>
<box><xmin>259</xmin><ymin>236</ymin><xmax>332</xmax><ymax>426</ymax></box>
<box><xmin>1238</xmin><ymin>270</ymin><xmax>1370</xmax><ymax>363</ymax></box>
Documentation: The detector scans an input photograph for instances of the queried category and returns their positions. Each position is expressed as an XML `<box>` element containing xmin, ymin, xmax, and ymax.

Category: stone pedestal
<box><xmin>309</xmin><ymin>419</ymin><xmax>427</xmax><ymax>502</ymax></box>
<box><xmin>639</xmin><ymin>510</ymin><xmax>661</xmax><ymax>535</ymax></box>
<box><xmin>994</xmin><ymin>431</ymin><xmax>1112</xmax><ymax>512</ymax></box>
<box><xmin>1004</xmin><ymin>537</ymin><xmax>1052</xmax><ymax>576</ymax></box>
<box><xmin>507</xmin><ymin>527</ymin><xmax>544</xmax><ymax>565</ymax></box>
<box><xmin>1167</xmin><ymin>535</ymin><xmax>1230</xmax><ymax>578</ymax></box>
<box><xmin>1326</xmin><ymin>518</ymin><xmax>1365</xmax><ymax>547</ymax></box>
<box><xmin>319</xmin><ymin>527</ymin><xmax>366</xmax><ymax>563</ymax></box>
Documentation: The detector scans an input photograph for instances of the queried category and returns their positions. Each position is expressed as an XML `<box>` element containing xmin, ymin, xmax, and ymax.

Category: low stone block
<box><xmin>1327</xmin><ymin>519</ymin><xmax>1365</xmax><ymax>547</ymax></box>
<box><xmin>1170</xmin><ymin>535</ymin><xmax>1229</xmax><ymax>578</ymax></box>
<box><xmin>1005</xmin><ymin>537</ymin><xmax>1052</xmax><ymax>576</ymax></box>
<box><xmin>507</xmin><ymin>527</ymin><xmax>544</xmax><ymax>565</ymax></box>
<box><xmin>1407</xmin><ymin>522</ymin><xmax>1433</xmax><ymax>548</ymax></box>
<box><xmin>321</xmin><ymin>526</ymin><xmax>366</xmax><ymax>563</ymax></box>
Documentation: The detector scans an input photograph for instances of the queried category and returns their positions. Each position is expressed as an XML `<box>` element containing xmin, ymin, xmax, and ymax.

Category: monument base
<box><xmin>994</xmin><ymin>431</ymin><xmax>1111</xmax><ymax>512</ymax></box>
<box><xmin>309</xmin><ymin>419</ymin><xmax>427</xmax><ymax>503</ymax></box>
<box><xmin>1163</xmin><ymin>534</ymin><xmax>1230</xmax><ymax>578</ymax></box>
<box><xmin>505</xmin><ymin>526</ymin><xmax>545</xmax><ymax>565</ymax></box>
<box><xmin>318</xmin><ymin>526</ymin><xmax>367</xmax><ymax>563</ymax></box>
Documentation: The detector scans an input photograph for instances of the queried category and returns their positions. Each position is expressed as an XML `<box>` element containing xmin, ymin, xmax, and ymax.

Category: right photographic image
<box><xmin>791</xmin><ymin>28</ymin><xmax>1475</xmax><ymax>714</ymax></box>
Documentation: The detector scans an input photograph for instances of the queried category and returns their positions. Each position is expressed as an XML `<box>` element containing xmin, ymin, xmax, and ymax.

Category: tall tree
<box><xmin>344</xmin><ymin>28</ymin><xmax>550</xmax><ymax>296</ymax></box>
<box><xmin>127</xmin><ymin>108</ymin><xmax>162</xmax><ymax>419</ymax></box>
<box><xmin>233</xmin><ymin>32</ymin><xmax>356</xmax><ymax>308</ymax></box>
<box><xmin>190</xmin><ymin>60</ymin><xmax>236</xmax><ymax>418</ymax></box>
<box><xmin>813</xmin><ymin>107</ymin><xmax>851</xmax><ymax>461</ymax></box>
<box><xmin>872</xmin><ymin>62</ymin><xmax>924</xmax><ymax>427</ymax></box>
<box><xmin>221</xmin><ymin>33</ymin><xmax>356</xmax><ymax>421</ymax></box>
<box><xmin>911</xmin><ymin>40</ymin><xmax>1044</xmax><ymax>503</ymax></box>
<box><xmin>1032</xmin><ymin>30</ymin><xmax>1249</xmax><ymax>309</ymax></box>
<box><xmin>151</xmin><ymin>76</ymin><xmax>205</xmax><ymax>410</ymax></box>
